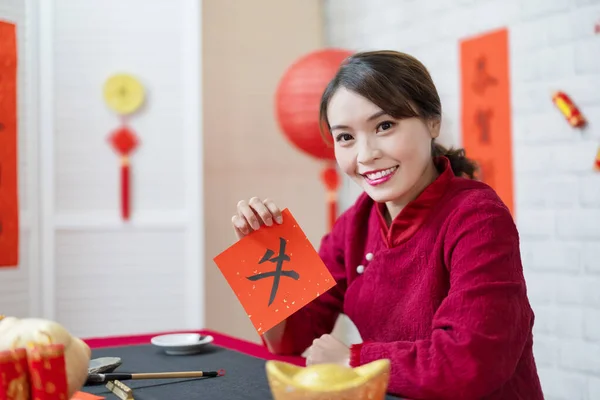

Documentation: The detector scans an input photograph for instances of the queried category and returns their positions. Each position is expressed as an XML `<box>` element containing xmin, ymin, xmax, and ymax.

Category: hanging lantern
<box><xmin>594</xmin><ymin>145</ymin><xmax>600</xmax><ymax>172</ymax></box>
<box><xmin>275</xmin><ymin>48</ymin><xmax>353</xmax><ymax>231</ymax></box>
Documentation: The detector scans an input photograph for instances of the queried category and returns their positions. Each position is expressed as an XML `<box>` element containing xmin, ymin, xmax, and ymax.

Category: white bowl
<box><xmin>150</xmin><ymin>333</ymin><xmax>214</xmax><ymax>355</ymax></box>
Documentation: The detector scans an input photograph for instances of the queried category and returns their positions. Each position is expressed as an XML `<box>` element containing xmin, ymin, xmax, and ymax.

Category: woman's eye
<box><xmin>377</xmin><ymin>121</ymin><xmax>395</xmax><ymax>132</ymax></box>
<box><xmin>335</xmin><ymin>133</ymin><xmax>353</xmax><ymax>142</ymax></box>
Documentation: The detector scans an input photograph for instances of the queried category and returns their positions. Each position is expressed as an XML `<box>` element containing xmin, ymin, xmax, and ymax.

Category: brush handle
<box><xmin>102</xmin><ymin>370</ymin><xmax>222</xmax><ymax>381</ymax></box>
<box><xmin>133</xmin><ymin>371</ymin><xmax>220</xmax><ymax>379</ymax></box>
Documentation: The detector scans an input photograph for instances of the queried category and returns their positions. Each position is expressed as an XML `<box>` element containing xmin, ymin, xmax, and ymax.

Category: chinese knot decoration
<box><xmin>274</xmin><ymin>48</ymin><xmax>353</xmax><ymax>231</ymax></box>
<box><xmin>103</xmin><ymin>74</ymin><xmax>145</xmax><ymax>221</ymax></box>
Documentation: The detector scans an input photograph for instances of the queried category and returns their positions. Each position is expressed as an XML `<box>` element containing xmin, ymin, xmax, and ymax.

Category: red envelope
<box><xmin>213</xmin><ymin>209</ymin><xmax>336</xmax><ymax>335</ymax></box>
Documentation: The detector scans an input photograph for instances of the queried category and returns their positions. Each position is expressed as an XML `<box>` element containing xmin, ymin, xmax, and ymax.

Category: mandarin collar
<box><xmin>375</xmin><ymin>156</ymin><xmax>454</xmax><ymax>248</ymax></box>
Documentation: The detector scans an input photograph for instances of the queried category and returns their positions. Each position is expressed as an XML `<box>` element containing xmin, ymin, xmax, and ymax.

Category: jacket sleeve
<box><xmin>264</xmin><ymin>209</ymin><xmax>349</xmax><ymax>356</ymax></box>
<box><xmin>349</xmin><ymin>198</ymin><xmax>534</xmax><ymax>400</ymax></box>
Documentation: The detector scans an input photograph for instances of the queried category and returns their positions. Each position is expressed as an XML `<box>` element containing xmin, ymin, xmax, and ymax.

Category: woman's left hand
<box><xmin>305</xmin><ymin>334</ymin><xmax>350</xmax><ymax>366</ymax></box>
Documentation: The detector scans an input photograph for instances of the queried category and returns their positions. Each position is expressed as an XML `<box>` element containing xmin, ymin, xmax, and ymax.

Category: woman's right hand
<box><xmin>231</xmin><ymin>197</ymin><xmax>284</xmax><ymax>240</ymax></box>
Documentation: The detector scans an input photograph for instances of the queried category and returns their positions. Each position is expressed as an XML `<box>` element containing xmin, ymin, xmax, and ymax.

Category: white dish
<box><xmin>150</xmin><ymin>333</ymin><xmax>214</xmax><ymax>355</ymax></box>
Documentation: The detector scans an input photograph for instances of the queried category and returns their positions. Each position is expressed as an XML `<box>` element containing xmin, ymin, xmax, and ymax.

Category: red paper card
<box><xmin>0</xmin><ymin>21</ymin><xmax>19</xmax><ymax>267</ymax></box>
<box><xmin>71</xmin><ymin>392</ymin><xmax>105</xmax><ymax>400</ymax></box>
<box><xmin>213</xmin><ymin>209</ymin><xmax>336</xmax><ymax>335</ymax></box>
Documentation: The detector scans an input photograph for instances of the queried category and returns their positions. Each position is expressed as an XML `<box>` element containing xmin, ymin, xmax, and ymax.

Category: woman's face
<box><xmin>328</xmin><ymin>87</ymin><xmax>440</xmax><ymax>207</ymax></box>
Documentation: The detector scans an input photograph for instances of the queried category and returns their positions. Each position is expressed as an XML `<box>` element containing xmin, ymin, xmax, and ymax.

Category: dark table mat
<box><xmin>83</xmin><ymin>344</ymin><xmax>402</xmax><ymax>399</ymax></box>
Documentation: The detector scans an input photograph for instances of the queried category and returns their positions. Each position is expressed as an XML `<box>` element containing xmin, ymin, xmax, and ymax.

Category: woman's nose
<box><xmin>357</xmin><ymin>140</ymin><xmax>381</xmax><ymax>164</ymax></box>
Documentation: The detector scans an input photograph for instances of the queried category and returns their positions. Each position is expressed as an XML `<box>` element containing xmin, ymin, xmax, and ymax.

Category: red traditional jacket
<box><xmin>270</xmin><ymin>156</ymin><xmax>544</xmax><ymax>400</ymax></box>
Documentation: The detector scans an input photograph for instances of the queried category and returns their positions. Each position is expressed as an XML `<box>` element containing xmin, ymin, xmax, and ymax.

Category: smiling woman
<box><xmin>319</xmin><ymin>51</ymin><xmax>476</xmax><ymax>221</ymax></box>
<box><xmin>229</xmin><ymin>50</ymin><xmax>544</xmax><ymax>400</ymax></box>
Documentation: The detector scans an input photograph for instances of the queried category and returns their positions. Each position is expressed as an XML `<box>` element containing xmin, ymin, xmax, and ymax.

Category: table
<box><xmin>81</xmin><ymin>329</ymin><xmax>402</xmax><ymax>399</ymax></box>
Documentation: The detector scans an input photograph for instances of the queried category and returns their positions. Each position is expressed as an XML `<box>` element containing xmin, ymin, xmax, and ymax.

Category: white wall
<box><xmin>0</xmin><ymin>0</ymin><xmax>204</xmax><ymax>338</ymax></box>
<box><xmin>324</xmin><ymin>0</ymin><xmax>600</xmax><ymax>399</ymax></box>
<box><xmin>0</xmin><ymin>0</ymin><xmax>40</xmax><ymax>319</ymax></box>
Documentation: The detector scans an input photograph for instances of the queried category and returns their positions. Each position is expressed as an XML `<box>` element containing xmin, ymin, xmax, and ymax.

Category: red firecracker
<box><xmin>552</xmin><ymin>91</ymin><xmax>586</xmax><ymax>128</ymax></box>
<box><xmin>0</xmin><ymin>348</ymin><xmax>30</xmax><ymax>399</ymax></box>
<box><xmin>108</xmin><ymin>125</ymin><xmax>139</xmax><ymax>221</ymax></box>
<box><xmin>26</xmin><ymin>344</ymin><xmax>69</xmax><ymax>400</ymax></box>
<box><xmin>275</xmin><ymin>48</ymin><xmax>353</xmax><ymax>231</ymax></box>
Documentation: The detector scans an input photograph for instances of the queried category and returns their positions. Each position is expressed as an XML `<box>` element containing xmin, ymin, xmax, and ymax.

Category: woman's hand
<box><xmin>232</xmin><ymin>197</ymin><xmax>283</xmax><ymax>239</ymax></box>
<box><xmin>305</xmin><ymin>334</ymin><xmax>351</xmax><ymax>367</ymax></box>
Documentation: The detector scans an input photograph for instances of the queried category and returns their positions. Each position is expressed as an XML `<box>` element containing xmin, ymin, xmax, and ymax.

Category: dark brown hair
<box><xmin>319</xmin><ymin>50</ymin><xmax>477</xmax><ymax>179</ymax></box>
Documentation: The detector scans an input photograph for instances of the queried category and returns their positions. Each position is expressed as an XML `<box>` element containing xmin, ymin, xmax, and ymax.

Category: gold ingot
<box><xmin>266</xmin><ymin>359</ymin><xmax>390</xmax><ymax>400</ymax></box>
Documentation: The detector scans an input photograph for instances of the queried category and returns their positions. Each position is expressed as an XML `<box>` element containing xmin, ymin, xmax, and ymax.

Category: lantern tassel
<box><xmin>121</xmin><ymin>156</ymin><xmax>131</xmax><ymax>221</ymax></box>
<box><xmin>327</xmin><ymin>191</ymin><xmax>337</xmax><ymax>232</ymax></box>
<box><xmin>321</xmin><ymin>164</ymin><xmax>340</xmax><ymax>232</ymax></box>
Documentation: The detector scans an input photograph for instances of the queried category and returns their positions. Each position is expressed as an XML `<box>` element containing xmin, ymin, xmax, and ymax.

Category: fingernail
<box><xmin>265</xmin><ymin>218</ymin><xmax>273</xmax><ymax>226</ymax></box>
<box><xmin>275</xmin><ymin>216</ymin><xmax>283</xmax><ymax>224</ymax></box>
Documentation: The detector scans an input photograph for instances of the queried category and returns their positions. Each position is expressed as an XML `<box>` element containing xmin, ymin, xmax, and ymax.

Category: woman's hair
<box><xmin>319</xmin><ymin>50</ymin><xmax>477</xmax><ymax>179</ymax></box>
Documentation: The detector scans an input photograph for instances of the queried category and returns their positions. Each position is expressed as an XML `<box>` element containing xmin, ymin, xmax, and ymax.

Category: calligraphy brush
<box><xmin>86</xmin><ymin>369</ymin><xmax>226</xmax><ymax>384</ymax></box>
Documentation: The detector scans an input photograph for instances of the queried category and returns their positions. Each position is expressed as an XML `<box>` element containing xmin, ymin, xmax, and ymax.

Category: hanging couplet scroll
<box><xmin>460</xmin><ymin>28</ymin><xmax>515</xmax><ymax>216</ymax></box>
<box><xmin>103</xmin><ymin>74</ymin><xmax>145</xmax><ymax>221</ymax></box>
<box><xmin>0</xmin><ymin>21</ymin><xmax>19</xmax><ymax>267</ymax></box>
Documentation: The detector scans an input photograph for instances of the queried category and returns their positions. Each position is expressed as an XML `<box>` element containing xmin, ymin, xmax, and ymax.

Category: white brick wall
<box><xmin>324</xmin><ymin>0</ymin><xmax>600</xmax><ymax>398</ymax></box>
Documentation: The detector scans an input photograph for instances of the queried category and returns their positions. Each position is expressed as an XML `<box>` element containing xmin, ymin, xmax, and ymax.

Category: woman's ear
<box><xmin>427</xmin><ymin>118</ymin><xmax>441</xmax><ymax>139</ymax></box>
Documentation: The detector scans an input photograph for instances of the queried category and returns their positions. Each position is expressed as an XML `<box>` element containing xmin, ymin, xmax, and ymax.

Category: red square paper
<box><xmin>213</xmin><ymin>209</ymin><xmax>336</xmax><ymax>335</ymax></box>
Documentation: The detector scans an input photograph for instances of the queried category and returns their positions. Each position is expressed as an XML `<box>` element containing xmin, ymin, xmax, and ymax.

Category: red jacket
<box><xmin>271</xmin><ymin>157</ymin><xmax>544</xmax><ymax>400</ymax></box>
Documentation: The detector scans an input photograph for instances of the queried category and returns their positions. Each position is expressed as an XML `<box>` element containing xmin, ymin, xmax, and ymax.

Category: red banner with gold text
<box><xmin>460</xmin><ymin>28</ymin><xmax>514</xmax><ymax>216</ymax></box>
<box><xmin>0</xmin><ymin>21</ymin><xmax>19</xmax><ymax>267</ymax></box>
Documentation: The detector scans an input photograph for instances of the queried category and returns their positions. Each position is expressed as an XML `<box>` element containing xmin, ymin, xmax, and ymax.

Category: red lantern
<box><xmin>275</xmin><ymin>48</ymin><xmax>353</xmax><ymax>231</ymax></box>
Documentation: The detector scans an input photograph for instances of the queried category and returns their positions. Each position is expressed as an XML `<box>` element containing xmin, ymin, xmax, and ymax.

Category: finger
<box><xmin>263</xmin><ymin>198</ymin><xmax>283</xmax><ymax>224</ymax></box>
<box><xmin>321</xmin><ymin>334</ymin><xmax>339</xmax><ymax>344</ymax></box>
<box><xmin>237</xmin><ymin>200</ymin><xmax>260</xmax><ymax>230</ymax></box>
<box><xmin>249</xmin><ymin>197</ymin><xmax>273</xmax><ymax>227</ymax></box>
<box><xmin>232</xmin><ymin>215</ymin><xmax>249</xmax><ymax>239</ymax></box>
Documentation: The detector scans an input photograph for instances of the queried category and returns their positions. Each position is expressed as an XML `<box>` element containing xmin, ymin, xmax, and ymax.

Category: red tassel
<box><xmin>327</xmin><ymin>196</ymin><xmax>337</xmax><ymax>231</ymax></box>
<box><xmin>321</xmin><ymin>164</ymin><xmax>340</xmax><ymax>231</ymax></box>
<box><xmin>121</xmin><ymin>158</ymin><xmax>130</xmax><ymax>221</ymax></box>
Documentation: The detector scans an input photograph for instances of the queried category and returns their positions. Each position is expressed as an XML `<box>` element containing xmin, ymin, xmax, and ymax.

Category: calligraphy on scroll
<box><xmin>214</xmin><ymin>209</ymin><xmax>335</xmax><ymax>335</ymax></box>
<box><xmin>460</xmin><ymin>27</ymin><xmax>514</xmax><ymax>215</ymax></box>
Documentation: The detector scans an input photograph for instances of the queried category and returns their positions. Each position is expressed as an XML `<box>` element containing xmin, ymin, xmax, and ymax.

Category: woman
<box><xmin>231</xmin><ymin>51</ymin><xmax>544</xmax><ymax>399</ymax></box>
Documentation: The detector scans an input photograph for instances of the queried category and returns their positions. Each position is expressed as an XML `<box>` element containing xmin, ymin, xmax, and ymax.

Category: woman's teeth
<box><xmin>365</xmin><ymin>166</ymin><xmax>398</xmax><ymax>180</ymax></box>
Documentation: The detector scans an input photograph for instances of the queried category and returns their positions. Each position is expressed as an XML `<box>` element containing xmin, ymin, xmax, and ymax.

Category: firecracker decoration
<box><xmin>594</xmin><ymin>145</ymin><xmax>600</xmax><ymax>172</ymax></box>
<box><xmin>552</xmin><ymin>91</ymin><xmax>586</xmax><ymax>128</ymax></box>
<box><xmin>275</xmin><ymin>49</ymin><xmax>353</xmax><ymax>231</ymax></box>
<box><xmin>103</xmin><ymin>74</ymin><xmax>145</xmax><ymax>221</ymax></box>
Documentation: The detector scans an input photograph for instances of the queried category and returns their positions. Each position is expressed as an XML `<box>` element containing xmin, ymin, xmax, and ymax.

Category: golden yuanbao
<box><xmin>265</xmin><ymin>358</ymin><xmax>391</xmax><ymax>400</ymax></box>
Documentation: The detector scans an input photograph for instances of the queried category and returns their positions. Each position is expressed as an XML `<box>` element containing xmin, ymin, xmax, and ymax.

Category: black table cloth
<box><xmin>83</xmin><ymin>344</ymin><xmax>403</xmax><ymax>399</ymax></box>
